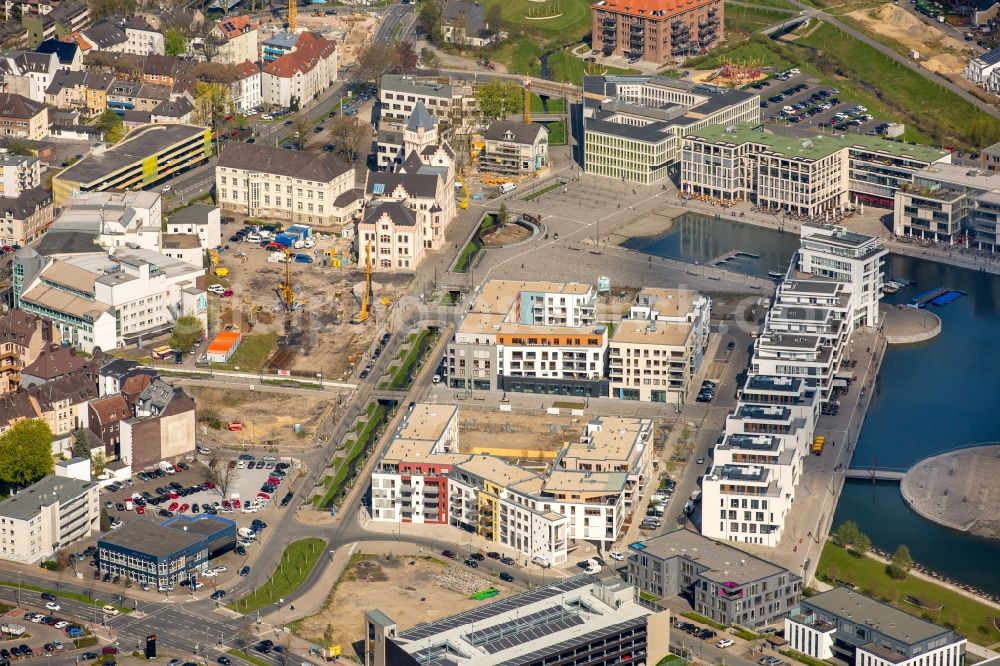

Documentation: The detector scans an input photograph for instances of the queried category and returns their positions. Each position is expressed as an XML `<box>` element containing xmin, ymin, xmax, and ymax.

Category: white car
<box><xmin>162</xmin><ymin>185</ymin><xmax>172</xmax><ymax>193</ymax></box>
<box><xmin>717</xmin><ymin>639</ymin><xmax>734</xmax><ymax>649</ymax></box>
<box><xmin>202</xmin><ymin>569</ymin><xmax>218</xmax><ymax>578</ymax></box>
<box><xmin>197</xmin><ymin>446</ymin><xmax>212</xmax><ymax>455</ymax></box>
<box><xmin>245</xmin><ymin>233</ymin><xmax>262</xmax><ymax>243</ymax></box>
<box><xmin>609</xmin><ymin>551</ymin><xmax>624</xmax><ymax>561</ymax></box>
<box><xmin>213</xmin><ymin>565</ymin><xmax>228</xmax><ymax>573</ymax></box>
<box><xmin>262</xmin><ymin>455</ymin><xmax>276</xmax><ymax>462</ymax></box>
<box><xmin>54</xmin><ymin>621</ymin><xmax>69</xmax><ymax>629</ymax></box>
<box><xmin>207</xmin><ymin>284</ymin><xmax>226</xmax><ymax>295</ymax></box>
<box><xmin>45</xmin><ymin>602</ymin><xmax>60</xmax><ymax>611</ymax></box>
<box><xmin>103</xmin><ymin>605</ymin><xmax>119</xmax><ymax>617</ymax></box>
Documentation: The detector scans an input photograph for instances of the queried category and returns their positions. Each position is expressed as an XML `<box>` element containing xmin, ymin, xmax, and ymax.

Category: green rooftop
<box><xmin>687</xmin><ymin>123</ymin><xmax>948</xmax><ymax>164</ymax></box>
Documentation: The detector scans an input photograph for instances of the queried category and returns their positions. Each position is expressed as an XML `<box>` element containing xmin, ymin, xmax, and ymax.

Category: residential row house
<box><xmin>260</xmin><ymin>31</ymin><xmax>337</xmax><ymax>109</ymax></box>
<box><xmin>0</xmin><ymin>309</ymin><xmax>59</xmax><ymax>395</ymax></box>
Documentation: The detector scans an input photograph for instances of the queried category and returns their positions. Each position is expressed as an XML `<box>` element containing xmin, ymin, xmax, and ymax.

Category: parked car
<box><xmin>499</xmin><ymin>572</ymin><xmax>514</xmax><ymax>583</ymax></box>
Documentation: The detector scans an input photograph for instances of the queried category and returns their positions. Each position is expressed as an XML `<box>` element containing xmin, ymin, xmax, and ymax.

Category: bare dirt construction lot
<box><xmin>214</xmin><ymin>233</ymin><xmax>409</xmax><ymax>379</ymax></box>
<box><xmin>295</xmin><ymin>555</ymin><xmax>506</xmax><ymax>658</ymax></box>
<box><xmin>186</xmin><ymin>387</ymin><xmax>329</xmax><ymax>448</ymax></box>
<box><xmin>457</xmin><ymin>409</ymin><xmax>585</xmax><ymax>460</ymax></box>
<box><xmin>258</xmin><ymin>14</ymin><xmax>376</xmax><ymax>66</ymax></box>
<box><xmin>482</xmin><ymin>223</ymin><xmax>531</xmax><ymax>246</ymax></box>
<box><xmin>847</xmin><ymin>4</ymin><xmax>971</xmax><ymax>76</ymax></box>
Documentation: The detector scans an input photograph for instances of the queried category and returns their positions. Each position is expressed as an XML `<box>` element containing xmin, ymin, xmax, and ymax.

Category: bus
<box><xmin>151</xmin><ymin>345</ymin><xmax>174</xmax><ymax>360</ymax></box>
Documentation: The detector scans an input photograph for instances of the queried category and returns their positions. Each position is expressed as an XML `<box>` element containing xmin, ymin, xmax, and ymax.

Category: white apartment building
<box><xmin>124</xmin><ymin>16</ymin><xmax>164</xmax><ymax>56</ymax></box>
<box><xmin>261</xmin><ymin>32</ymin><xmax>337</xmax><ymax>109</ymax></box>
<box><xmin>15</xmin><ymin>247</ymin><xmax>207</xmax><ymax>352</ymax></box>
<box><xmin>370</xmin><ymin>403</ymin><xmax>652</xmax><ymax>565</ymax></box>
<box><xmin>681</xmin><ymin>124</ymin><xmax>949</xmax><ymax>211</ymax></box>
<box><xmin>787</xmin><ymin>587</ymin><xmax>965</xmax><ymax>666</ymax></box>
<box><xmin>446</xmin><ymin>280</ymin><xmax>607</xmax><ymax>396</ymax></box>
<box><xmin>379</xmin><ymin>74</ymin><xmax>477</xmax><ymax>131</ymax></box>
<box><xmin>228</xmin><ymin>61</ymin><xmax>261</xmax><ymax>115</ymax></box>
<box><xmin>210</xmin><ymin>16</ymin><xmax>258</xmax><ymax>65</ymax></box>
<box><xmin>965</xmin><ymin>46</ymin><xmax>1000</xmax><ymax>90</ymax></box>
<box><xmin>165</xmin><ymin>204</ymin><xmax>221</xmax><ymax>250</ymax></box>
<box><xmin>0</xmin><ymin>476</ymin><xmax>100</xmax><ymax>563</ymax></box>
<box><xmin>0</xmin><ymin>151</ymin><xmax>41</xmax><ymax>198</ymax></box>
<box><xmin>582</xmin><ymin>75</ymin><xmax>760</xmax><ymax>184</ymax></box>
<box><xmin>216</xmin><ymin>143</ymin><xmax>356</xmax><ymax>227</ymax></box>
<box><xmin>609</xmin><ymin>287</ymin><xmax>711</xmax><ymax>403</ymax></box>
<box><xmin>701</xmin><ymin>225</ymin><xmax>884</xmax><ymax>547</ymax></box>
<box><xmin>0</xmin><ymin>51</ymin><xmax>59</xmax><ymax>104</ymax></box>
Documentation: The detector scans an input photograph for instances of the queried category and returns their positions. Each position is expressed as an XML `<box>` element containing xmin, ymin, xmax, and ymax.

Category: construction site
<box><xmin>208</xmin><ymin>230</ymin><xmax>408</xmax><ymax>381</ymax></box>
<box><xmin>257</xmin><ymin>11</ymin><xmax>378</xmax><ymax>67</ymax></box>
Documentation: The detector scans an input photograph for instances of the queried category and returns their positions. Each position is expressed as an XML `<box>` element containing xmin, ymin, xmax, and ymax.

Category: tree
<box><xmin>0</xmin><ymin>420</ymin><xmax>54</xmax><ymax>486</ymax></box>
<box><xmin>834</xmin><ymin>520</ymin><xmax>860</xmax><ymax>547</ymax></box>
<box><xmin>93</xmin><ymin>109</ymin><xmax>125</xmax><ymax>144</ymax></box>
<box><xmin>293</xmin><ymin>118</ymin><xmax>310</xmax><ymax>150</ymax></box>
<box><xmin>420</xmin><ymin>47</ymin><xmax>438</xmax><ymax>68</ymax></box>
<box><xmin>474</xmin><ymin>79</ymin><xmax>523</xmax><ymax>120</ymax></box>
<box><xmin>91</xmin><ymin>451</ymin><xmax>108</xmax><ymax>477</ymax></box>
<box><xmin>356</xmin><ymin>42</ymin><xmax>398</xmax><ymax>84</ymax></box>
<box><xmin>193</xmin><ymin>62</ymin><xmax>242</xmax><ymax>84</ymax></box>
<box><xmin>327</xmin><ymin>114</ymin><xmax>368</xmax><ymax>163</ymax></box>
<box><xmin>398</xmin><ymin>41</ymin><xmax>419</xmax><ymax>73</ymax></box>
<box><xmin>165</xmin><ymin>27</ymin><xmax>188</xmax><ymax>57</ymax></box>
<box><xmin>4</xmin><ymin>139</ymin><xmax>33</xmax><ymax>156</ymax></box>
<box><xmin>289</xmin><ymin>95</ymin><xmax>300</xmax><ymax>112</ymax></box>
<box><xmin>497</xmin><ymin>203</ymin><xmax>509</xmax><ymax>227</ymax></box>
<box><xmin>99</xmin><ymin>507</ymin><xmax>110</xmax><ymax>532</ymax></box>
<box><xmin>88</xmin><ymin>0</ymin><xmax>136</xmax><ymax>19</ymax></box>
<box><xmin>417</xmin><ymin>0</ymin><xmax>443</xmax><ymax>45</ymax></box>
<box><xmin>72</xmin><ymin>428</ymin><xmax>91</xmax><ymax>459</ymax></box>
<box><xmin>852</xmin><ymin>531</ymin><xmax>872</xmax><ymax>557</ymax></box>
<box><xmin>193</xmin><ymin>81</ymin><xmax>232</xmax><ymax>127</ymax></box>
<box><xmin>206</xmin><ymin>458</ymin><xmax>235</xmax><ymax>498</ymax></box>
<box><xmin>169</xmin><ymin>315</ymin><xmax>204</xmax><ymax>353</ymax></box>
<box><xmin>888</xmin><ymin>544</ymin><xmax>913</xmax><ymax>579</ymax></box>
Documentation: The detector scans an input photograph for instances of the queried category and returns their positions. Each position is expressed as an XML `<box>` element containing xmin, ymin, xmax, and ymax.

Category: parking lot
<box><xmin>93</xmin><ymin>458</ymin><xmax>296</xmax><ymax>596</ymax></box>
<box><xmin>752</xmin><ymin>73</ymin><xmax>890</xmax><ymax>136</ymax></box>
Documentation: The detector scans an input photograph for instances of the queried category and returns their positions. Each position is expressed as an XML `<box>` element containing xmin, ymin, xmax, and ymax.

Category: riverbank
<box><xmin>632</xmin><ymin>195</ymin><xmax>1000</xmax><ymax>277</ymax></box>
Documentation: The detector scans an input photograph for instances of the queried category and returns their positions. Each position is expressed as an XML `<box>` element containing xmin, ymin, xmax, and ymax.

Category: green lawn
<box><xmin>546</xmin><ymin>48</ymin><xmax>641</xmax><ymax>85</ymax></box>
<box><xmin>315</xmin><ymin>402</ymin><xmax>386</xmax><ymax>508</ymax></box>
<box><xmin>211</xmin><ymin>332</ymin><xmax>278</xmax><ymax>372</ymax></box>
<box><xmin>492</xmin><ymin>36</ymin><xmax>544</xmax><ymax>77</ymax></box>
<box><xmin>780</xmin><ymin>649</ymin><xmax>831</xmax><ymax>666</ymax></box>
<box><xmin>229</xmin><ymin>539</ymin><xmax>325</xmax><ymax>613</ymax></box>
<box><xmin>531</xmin><ymin>93</ymin><xmax>565</xmax><ymax>114</ymax></box>
<box><xmin>818</xmin><ymin>542</ymin><xmax>1000</xmax><ymax>646</ymax></box>
<box><xmin>523</xmin><ymin>180</ymin><xmax>564</xmax><ymax>201</ymax></box>
<box><xmin>724</xmin><ymin>3</ymin><xmax>793</xmax><ymax>34</ymax></box>
<box><xmin>685</xmin><ymin>36</ymin><xmax>795</xmax><ymax>71</ymax></box>
<box><xmin>546</xmin><ymin>120</ymin><xmax>567</xmax><ymax>145</ymax></box>
<box><xmin>453</xmin><ymin>237</ymin><xmax>483</xmax><ymax>273</ymax></box>
<box><xmin>0</xmin><ymin>582</ymin><xmax>130</xmax><ymax>613</ymax></box>
<box><xmin>795</xmin><ymin>22</ymin><xmax>1000</xmax><ymax>148</ymax></box>
<box><xmin>481</xmin><ymin>0</ymin><xmax>594</xmax><ymax>38</ymax></box>
<box><xmin>385</xmin><ymin>329</ymin><xmax>432</xmax><ymax>390</ymax></box>
<box><xmin>228</xmin><ymin>649</ymin><xmax>271</xmax><ymax>666</ymax></box>
<box><xmin>741</xmin><ymin>0</ymin><xmax>797</xmax><ymax>8</ymax></box>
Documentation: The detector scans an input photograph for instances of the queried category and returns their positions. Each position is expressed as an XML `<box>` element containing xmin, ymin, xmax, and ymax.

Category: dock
<box><xmin>711</xmin><ymin>249</ymin><xmax>760</xmax><ymax>266</ymax></box>
<box><xmin>910</xmin><ymin>287</ymin><xmax>948</xmax><ymax>308</ymax></box>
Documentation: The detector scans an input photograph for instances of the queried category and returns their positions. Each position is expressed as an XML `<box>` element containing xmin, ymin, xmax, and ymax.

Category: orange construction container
<box><xmin>206</xmin><ymin>330</ymin><xmax>242</xmax><ymax>363</ymax></box>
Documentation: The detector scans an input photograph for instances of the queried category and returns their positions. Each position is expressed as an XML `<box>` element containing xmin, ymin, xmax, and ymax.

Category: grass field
<box><xmin>742</xmin><ymin>0</ymin><xmax>797</xmax><ymax>8</ymax></box>
<box><xmin>481</xmin><ymin>0</ymin><xmax>594</xmax><ymax>38</ymax></box>
<box><xmin>686</xmin><ymin>37</ymin><xmax>795</xmax><ymax>71</ymax></box>
<box><xmin>492</xmin><ymin>37</ymin><xmax>544</xmax><ymax>77</ymax></box>
<box><xmin>0</xmin><ymin>582</ymin><xmax>131</xmax><ymax>613</ymax></box>
<box><xmin>315</xmin><ymin>401</ymin><xmax>386</xmax><ymax>508</ymax></box>
<box><xmin>546</xmin><ymin>119</ymin><xmax>567</xmax><ymax>145</ymax></box>
<box><xmin>211</xmin><ymin>333</ymin><xmax>278</xmax><ymax>372</ymax></box>
<box><xmin>531</xmin><ymin>93</ymin><xmax>565</xmax><ymax>114</ymax></box>
<box><xmin>818</xmin><ymin>542</ymin><xmax>1000</xmax><ymax>646</ymax></box>
<box><xmin>724</xmin><ymin>3</ymin><xmax>793</xmax><ymax>34</ymax></box>
<box><xmin>546</xmin><ymin>48</ymin><xmax>642</xmax><ymax>85</ymax></box>
<box><xmin>229</xmin><ymin>538</ymin><xmax>325</xmax><ymax>613</ymax></box>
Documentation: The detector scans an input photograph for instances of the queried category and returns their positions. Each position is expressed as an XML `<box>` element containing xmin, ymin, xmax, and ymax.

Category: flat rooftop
<box><xmin>714</xmin><ymin>464</ymin><xmax>770</xmax><ymax>483</ymax></box>
<box><xmin>392</xmin><ymin>576</ymin><xmax>652</xmax><ymax>665</ymax></box>
<box><xmin>543</xmin><ymin>469</ymin><xmax>627</xmax><ymax>495</ymax></box>
<box><xmin>735</xmin><ymin>405</ymin><xmax>792</xmax><ymax>421</ymax></box>
<box><xmin>688</xmin><ymin>123</ymin><xmax>947</xmax><ymax>164</ymax></box>
<box><xmin>0</xmin><ymin>476</ymin><xmax>96</xmax><ymax>521</ymax></box>
<box><xmin>628</xmin><ymin>529</ymin><xmax>793</xmax><ymax>585</ymax></box>
<box><xmin>745</xmin><ymin>375</ymin><xmax>803</xmax><ymax>393</ymax></box>
<box><xmin>611</xmin><ymin>319</ymin><xmax>692</xmax><ymax>346</ymax></box>
<box><xmin>561</xmin><ymin>417</ymin><xmax>649</xmax><ymax>465</ymax></box>
<box><xmin>396</xmin><ymin>403</ymin><xmax>457</xmax><ymax>443</ymax></box>
<box><xmin>802</xmin><ymin>587</ymin><xmax>955</xmax><ymax>646</ymax></box>
<box><xmin>913</xmin><ymin>161</ymin><xmax>1000</xmax><ymax>191</ymax></box>
<box><xmin>635</xmin><ymin>287</ymin><xmax>703</xmax><ymax>317</ymax></box>
<box><xmin>57</xmin><ymin>124</ymin><xmax>206</xmax><ymax>186</ymax></box>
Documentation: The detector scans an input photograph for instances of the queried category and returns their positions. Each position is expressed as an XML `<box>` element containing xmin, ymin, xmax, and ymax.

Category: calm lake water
<box><xmin>629</xmin><ymin>213</ymin><xmax>1000</xmax><ymax>594</ymax></box>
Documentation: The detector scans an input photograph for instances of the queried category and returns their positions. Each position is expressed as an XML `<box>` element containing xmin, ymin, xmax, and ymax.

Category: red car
<box><xmin>0</xmin><ymin>245</ymin><xmax>13</xmax><ymax>253</ymax></box>
<box><xmin>221</xmin><ymin>500</ymin><xmax>232</xmax><ymax>509</ymax></box>
<box><xmin>222</xmin><ymin>289</ymin><xmax>234</xmax><ymax>297</ymax></box>
<box><xmin>204</xmin><ymin>481</ymin><xmax>216</xmax><ymax>489</ymax></box>
<box><xmin>256</xmin><ymin>492</ymin><xmax>270</xmax><ymax>500</ymax></box>
<box><xmin>179</xmin><ymin>503</ymin><xmax>189</xmax><ymax>513</ymax></box>
<box><xmin>168</xmin><ymin>490</ymin><xmax>179</xmax><ymax>499</ymax></box>
<box><xmin>136</xmin><ymin>506</ymin><xmax>145</xmax><ymax>515</ymax></box>
<box><xmin>168</xmin><ymin>502</ymin><xmax>179</xmax><ymax>512</ymax></box>
<box><xmin>265</xmin><ymin>242</ymin><xmax>284</xmax><ymax>252</ymax></box>
<box><xmin>173</xmin><ymin>464</ymin><xmax>182</xmax><ymax>472</ymax></box>
<box><xmin>232</xmin><ymin>499</ymin><xmax>241</xmax><ymax>509</ymax></box>
<box><xmin>267</xmin><ymin>476</ymin><xmax>280</xmax><ymax>486</ymax></box>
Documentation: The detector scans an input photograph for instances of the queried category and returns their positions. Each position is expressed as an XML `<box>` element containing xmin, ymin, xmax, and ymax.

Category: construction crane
<box><xmin>524</xmin><ymin>79</ymin><xmax>531</xmax><ymax>125</ymax></box>
<box><xmin>278</xmin><ymin>249</ymin><xmax>295</xmax><ymax>310</ymax></box>
<box><xmin>288</xmin><ymin>0</ymin><xmax>297</xmax><ymax>32</ymax></box>
<box><xmin>352</xmin><ymin>240</ymin><xmax>374</xmax><ymax>324</ymax></box>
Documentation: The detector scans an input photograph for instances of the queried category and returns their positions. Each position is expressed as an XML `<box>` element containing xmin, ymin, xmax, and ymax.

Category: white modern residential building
<box><xmin>965</xmin><ymin>46</ymin><xmax>1000</xmax><ymax>90</ymax></box>
<box><xmin>227</xmin><ymin>61</ymin><xmax>261</xmax><ymax>115</ymax></box>
<box><xmin>445</xmin><ymin>280</ymin><xmax>607</xmax><ymax>396</ymax></box>
<box><xmin>0</xmin><ymin>475</ymin><xmax>100</xmax><ymax>563</ymax></box>
<box><xmin>210</xmin><ymin>16</ymin><xmax>258</xmax><ymax>65</ymax></box>
<box><xmin>582</xmin><ymin>75</ymin><xmax>760</xmax><ymax>184</ymax></box>
<box><xmin>701</xmin><ymin>225</ymin><xmax>885</xmax><ymax>547</ymax></box>
<box><xmin>786</xmin><ymin>587</ymin><xmax>965</xmax><ymax>666</ymax></box>
<box><xmin>124</xmin><ymin>16</ymin><xmax>164</xmax><ymax>56</ymax></box>
<box><xmin>14</xmin><ymin>247</ymin><xmax>207</xmax><ymax>352</ymax></box>
<box><xmin>216</xmin><ymin>143</ymin><xmax>357</xmax><ymax>227</ymax></box>
<box><xmin>609</xmin><ymin>287</ymin><xmax>711</xmax><ymax>403</ymax></box>
<box><xmin>379</xmin><ymin>74</ymin><xmax>477</xmax><ymax>130</ymax></box>
<box><xmin>370</xmin><ymin>403</ymin><xmax>653</xmax><ymax>565</ymax></box>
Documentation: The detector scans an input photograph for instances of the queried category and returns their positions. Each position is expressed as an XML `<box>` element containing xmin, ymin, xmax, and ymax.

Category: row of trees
<box><xmin>834</xmin><ymin>520</ymin><xmax>913</xmax><ymax>579</ymax></box>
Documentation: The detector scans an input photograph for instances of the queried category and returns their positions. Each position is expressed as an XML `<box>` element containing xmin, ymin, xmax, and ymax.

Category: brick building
<box><xmin>591</xmin><ymin>0</ymin><xmax>723</xmax><ymax>65</ymax></box>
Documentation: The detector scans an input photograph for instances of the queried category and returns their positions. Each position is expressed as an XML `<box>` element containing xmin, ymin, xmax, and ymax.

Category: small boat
<box><xmin>767</xmin><ymin>271</ymin><xmax>784</xmax><ymax>280</ymax></box>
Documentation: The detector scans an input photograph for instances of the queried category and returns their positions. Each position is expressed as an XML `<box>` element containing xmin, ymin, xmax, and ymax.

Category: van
<box><xmin>499</xmin><ymin>182</ymin><xmax>516</xmax><ymax>195</ymax></box>
<box><xmin>689</xmin><ymin>490</ymin><xmax>702</xmax><ymax>502</ymax></box>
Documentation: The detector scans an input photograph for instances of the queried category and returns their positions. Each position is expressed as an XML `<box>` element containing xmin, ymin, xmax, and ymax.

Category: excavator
<box><xmin>351</xmin><ymin>240</ymin><xmax>374</xmax><ymax>324</ymax></box>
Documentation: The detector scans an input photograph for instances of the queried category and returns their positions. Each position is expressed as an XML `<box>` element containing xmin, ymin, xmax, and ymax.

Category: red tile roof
<box><xmin>262</xmin><ymin>32</ymin><xmax>336</xmax><ymax>78</ymax></box>
<box><xmin>216</xmin><ymin>15</ymin><xmax>253</xmax><ymax>40</ymax></box>
<box><xmin>592</xmin><ymin>0</ymin><xmax>714</xmax><ymax>18</ymax></box>
<box><xmin>233</xmin><ymin>59</ymin><xmax>259</xmax><ymax>80</ymax></box>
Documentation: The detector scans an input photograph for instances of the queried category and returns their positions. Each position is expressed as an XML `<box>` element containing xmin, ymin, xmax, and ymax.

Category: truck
<box><xmin>151</xmin><ymin>345</ymin><xmax>174</xmax><ymax>360</ymax></box>
<box><xmin>274</xmin><ymin>232</ymin><xmax>298</xmax><ymax>248</ymax></box>
<box><xmin>287</xmin><ymin>224</ymin><xmax>311</xmax><ymax>239</ymax></box>
<box><xmin>268</xmin><ymin>251</ymin><xmax>289</xmax><ymax>264</ymax></box>
<box><xmin>1</xmin><ymin>624</ymin><xmax>26</xmax><ymax>637</ymax></box>
<box><xmin>499</xmin><ymin>182</ymin><xmax>516</xmax><ymax>195</ymax></box>
<box><xmin>811</xmin><ymin>435</ymin><xmax>825</xmax><ymax>455</ymax></box>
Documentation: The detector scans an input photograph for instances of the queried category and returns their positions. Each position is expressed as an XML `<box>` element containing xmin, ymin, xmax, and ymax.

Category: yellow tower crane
<box><xmin>352</xmin><ymin>240</ymin><xmax>374</xmax><ymax>324</ymax></box>
<box><xmin>279</xmin><ymin>249</ymin><xmax>295</xmax><ymax>310</ymax></box>
<box><xmin>288</xmin><ymin>0</ymin><xmax>297</xmax><ymax>33</ymax></box>
<box><xmin>524</xmin><ymin>79</ymin><xmax>531</xmax><ymax>125</ymax></box>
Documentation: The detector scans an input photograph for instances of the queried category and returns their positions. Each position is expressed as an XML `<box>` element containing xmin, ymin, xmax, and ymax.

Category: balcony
<box><xmin>602</xmin><ymin>16</ymin><xmax>616</xmax><ymax>26</ymax></box>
